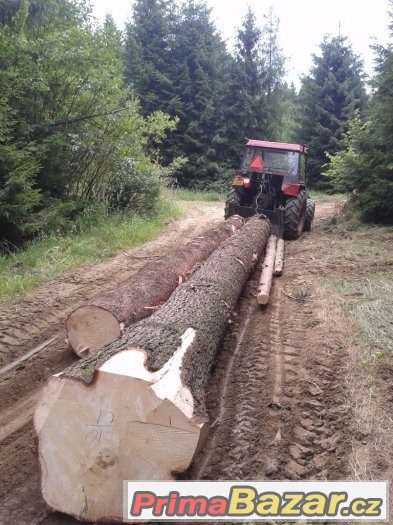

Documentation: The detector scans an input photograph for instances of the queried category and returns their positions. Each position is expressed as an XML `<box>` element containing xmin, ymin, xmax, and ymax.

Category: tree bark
<box><xmin>257</xmin><ymin>235</ymin><xmax>277</xmax><ymax>305</ymax></box>
<box><xmin>34</xmin><ymin>217</ymin><xmax>270</xmax><ymax>523</ymax></box>
<box><xmin>66</xmin><ymin>215</ymin><xmax>244</xmax><ymax>357</ymax></box>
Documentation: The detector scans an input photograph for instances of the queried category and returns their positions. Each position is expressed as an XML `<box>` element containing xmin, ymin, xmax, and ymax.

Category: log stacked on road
<box><xmin>257</xmin><ymin>235</ymin><xmax>277</xmax><ymax>304</ymax></box>
<box><xmin>66</xmin><ymin>216</ymin><xmax>244</xmax><ymax>357</ymax></box>
<box><xmin>34</xmin><ymin>216</ymin><xmax>270</xmax><ymax>523</ymax></box>
<box><xmin>274</xmin><ymin>238</ymin><xmax>285</xmax><ymax>276</ymax></box>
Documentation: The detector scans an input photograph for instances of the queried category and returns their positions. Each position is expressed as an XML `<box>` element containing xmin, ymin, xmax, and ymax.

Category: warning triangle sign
<box><xmin>248</xmin><ymin>154</ymin><xmax>264</xmax><ymax>171</ymax></box>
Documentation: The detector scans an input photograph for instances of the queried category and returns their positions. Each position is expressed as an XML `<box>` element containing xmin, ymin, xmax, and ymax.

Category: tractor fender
<box><xmin>282</xmin><ymin>183</ymin><xmax>300</xmax><ymax>196</ymax></box>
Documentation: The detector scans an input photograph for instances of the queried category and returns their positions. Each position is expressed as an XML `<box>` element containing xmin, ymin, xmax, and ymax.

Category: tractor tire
<box><xmin>283</xmin><ymin>190</ymin><xmax>307</xmax><ymax>240</ymax></box>
<box><xmin>303</xmin><ymin>199</ymin><xmax>316</xmax><ymax>232</ymax></box>
<box><xmin>224</xmin><ymin>188</ymin><xmax>241</xmax><ymax>220</ymax></box>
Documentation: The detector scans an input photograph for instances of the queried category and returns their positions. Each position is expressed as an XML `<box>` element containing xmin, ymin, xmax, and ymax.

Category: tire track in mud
<box><xmin>190</xmin><ymin>203</ymin><xmax>352</xmax><ymax>490</ymax></box>
<box><xmin>190</xmin><ymin>265</ymin><xmax>285</xmax><ymax>481</ymax></box>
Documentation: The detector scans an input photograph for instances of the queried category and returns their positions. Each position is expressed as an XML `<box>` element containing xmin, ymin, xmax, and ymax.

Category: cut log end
<box><xmin>257</xmin><ymin>293</ymin><xmax>270</xmax><ymax>305</ymax></box>
<box><xmin>35</xmin><ymin>333</ymin><xmax>206</xmax><ymax>522</ymax></box>
<box><xmin>66</xmin><ymin>305</ymin><xmax>120</xmax><ymax>358</ymax></box>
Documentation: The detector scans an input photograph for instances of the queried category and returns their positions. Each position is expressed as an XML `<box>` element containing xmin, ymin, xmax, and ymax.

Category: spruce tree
<box><xmin>230</xmin><ymin>6</ymin><xmax>285</xmax><ymax>143</ymax></box>
<box><xmin>103</xmin><ymin>13</ymin><xmax>123</xmax><ymax>61</ymax></box>
<box><xmin>124</xmin><ymin>1</ymin><xmax>287</xmax><ymax>188</ymax></box>
<box><xmin>233</xmin><ymin>7</ymin><xmax>264</xmax><ymax>139</ymax></box>
<box><xmin>260</xmin><ymin>8</ymin><xmax>285</xmax><ymax>139</ymax></box>
<box><xmin>277</xmin><ymin>82</ymin><xmax>299</xmax><ymax>142</ymax></box>
<box><xmin>327</xmin><ymin>9</ymin><xmax>393</xmax><ymax>223</ymax></box>
<box><xmin>125</xmin><ymin>0</ymin><xmax>175</xmax><ymax>115</ymax></box>
<box><xmin>125</xmin><ymin>0</ymin><xmax>233</xmax><ymax>189</ymax></box>
<box><xmin>298</xmin><ymin>35</ymin><xmax>366</xmax><ymax>189</ymax></box>
<box><xmin>167</xmin><ymin>0</ymin><xmax>230</xmax><ymax>188</ymax></box>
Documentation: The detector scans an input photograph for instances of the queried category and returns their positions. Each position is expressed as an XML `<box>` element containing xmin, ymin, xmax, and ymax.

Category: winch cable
<box><xmin>254</xmin><ymin>178</ymin><xmax>267</xmax><ymax>219</ymax></box>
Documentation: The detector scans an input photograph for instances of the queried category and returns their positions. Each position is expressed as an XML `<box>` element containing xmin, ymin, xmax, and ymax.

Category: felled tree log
<box><xmin>34</xmin><ymin>216</ymin><xmax>270</xmax><ymax>523</ymax></box>
<box><xmin>66</xmin><ymin>215</ymin><xmax>244</xmax><ymax>357</ymax></box>
<box><xmin>257</xmin><ymin>234</ymin><xmax>277</xmax><ymax>305</ymax></box>
<box><xmin>273</xmin><ymin>238</ymin><xmax>285</xmax><ymax>276</ymax></box>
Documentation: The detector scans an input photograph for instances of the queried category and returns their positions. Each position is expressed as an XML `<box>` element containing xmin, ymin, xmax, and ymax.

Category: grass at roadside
<box><xmin>332</xmin><ymin>276</ymin><xmax>393</xmax><ymax>357</ymax></box>
<box><xmin>0</xmin><ymin>197</ymin><xmax>182</xmax><ymax>300</ymax></box>
<box><xmin>317</xmin><ymin>211</ymin><xmax>393</xmax><ymax>358</ymax></box>
<box><xmin>173</xmin><ymin>188</ymin><xmax>344</xmax><ymax>203</ymax></box>
<box><xmin>309</xmin><ymin>190</ymin><xmax>345</xmax><ymax>201</ymax></box>
<box><xmin>172</xmin><ymin>189</ymin><xmax>226</xmax><ymax>202</ymax></box>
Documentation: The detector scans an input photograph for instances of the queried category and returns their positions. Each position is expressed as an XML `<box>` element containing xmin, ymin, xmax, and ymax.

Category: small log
<box><xmin>34</xmin><ymin>217</ymin><xmax>270</xmax><ymax>523</ymax></box>
<box><xmin>66</xmin><ymin>216</ymin><xmax>244</xmax><ymax>357</ymax></box>
<box><xmin>257</xmin><ymin>234</ymin><xmax>277</xmax><ymax>305</ymax></box>
<box><xmin>273</xmin><ymin>238</ymin><xmax>285</xmax><ymax>276</ymax></box>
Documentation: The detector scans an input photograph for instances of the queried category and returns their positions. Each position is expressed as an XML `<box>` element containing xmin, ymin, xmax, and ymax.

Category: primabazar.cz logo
<box><xmin>124</xmin><ymin>481</ymin><xmax>388</xmax><ymax>521</ymax></box>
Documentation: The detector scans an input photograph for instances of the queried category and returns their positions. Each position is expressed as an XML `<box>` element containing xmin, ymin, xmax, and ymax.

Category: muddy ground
<box><xmin>0</xmin><ymin>199</ymin><xmax>392</xmax><ymax>524</ymax></box>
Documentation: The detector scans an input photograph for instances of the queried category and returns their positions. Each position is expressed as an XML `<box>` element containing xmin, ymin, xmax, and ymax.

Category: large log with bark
<box><xmin>66</xmin><ymin>216</ymin><xmax>244</xmax><ymax>357</ymax></box>
<box><xmin>34</xmin><ymin>216</ymin><xmax>270</xmax><ymax>523</ymax></box>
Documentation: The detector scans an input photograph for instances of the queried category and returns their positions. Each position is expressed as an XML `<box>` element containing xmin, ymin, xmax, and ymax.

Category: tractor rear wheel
<box><xmin>303</xmin><ymin>199</ymin><xmax>316</xmax><ymax>232</ymax></box>
<box><xmin>224</xmin><ymin>188</ymin><xmax>241</xmax><ymax>219</ymax></box>
<box><xmin>283</xmin><ymin>190</ymin><xmax>307</xmax><ymax>240</ymax></box>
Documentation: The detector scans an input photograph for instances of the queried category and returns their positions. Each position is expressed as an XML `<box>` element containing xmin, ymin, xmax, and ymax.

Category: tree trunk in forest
<box><xmin>66</xmin><ymin>216</ymin><xmax>244</xmax><ymax>357</ymax></box>
<box><xmin>257</xmin><ymin>234</ymin><xmax>277</xmax><ymax>305</ymax></box>
<box><xmin>273</xmin><ymin>238</ymin><xmax>285</xmax><ymax>276</ymax></box>
<box><xmin>34</xmin><ymin>216</ymin><xmax>270</xmax><ymax>523</ymax></box>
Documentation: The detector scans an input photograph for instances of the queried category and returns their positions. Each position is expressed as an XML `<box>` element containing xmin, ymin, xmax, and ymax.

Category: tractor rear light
<box><xmin>233</xmin><ymin>176</ymin><xmax>244</xmax><ymax>186</ymax></box>
<box><xmin>232</xmin><ymin>176</ymin><xmax>252</xmax><ymax>188</ymax></box>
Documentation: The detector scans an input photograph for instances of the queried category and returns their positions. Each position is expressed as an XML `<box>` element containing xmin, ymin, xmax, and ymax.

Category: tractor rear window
<box><xmin>242</xmin><ymin>148</ymin><xmax>299</xmax><ymax>176</ymax></box>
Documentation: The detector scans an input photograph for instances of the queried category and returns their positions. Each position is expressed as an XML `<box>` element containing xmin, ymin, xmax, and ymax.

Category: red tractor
<box><xmin>225</xmin><ymin>140</ymin><xmax>315</xmax><ymax>239</ymax></box>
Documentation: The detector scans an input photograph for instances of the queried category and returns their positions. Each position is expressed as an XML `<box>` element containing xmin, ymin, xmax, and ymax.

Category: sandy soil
<box><xmin>0</xmin><ymin>199</ymin><xmax>391</xmax><ymax>525</ymax></box>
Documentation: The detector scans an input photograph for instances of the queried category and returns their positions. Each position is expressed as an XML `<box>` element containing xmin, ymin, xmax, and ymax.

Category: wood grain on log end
<box><xmin>34</xmin><ymin>327</ymin><xmax>206</xmax><ymax>523</ymax></box>
<box><xmin>66</xmin><ymin>305</ymin><xmax>121</xmax><ymax>358</ymax></box>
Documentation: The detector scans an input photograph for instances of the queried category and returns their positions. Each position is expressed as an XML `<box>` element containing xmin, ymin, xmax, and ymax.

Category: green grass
<box><xmin>173</xmin><ymin>188</ymin><xmax>344</xmax><ymax>203</ymax></box>
<box><xmin>171</xmin><ymin>188</ymin><xmax>226</xmax><ymax>202</ymax></box>
<box><xmin>0</xmin><ymin>197</ymin><xmax>182</xmax><ymax>300</ymax></box>
<box><xmin>318</xmin><ymin>211</ymin><xmax>393</xmax><ymax>357</ymax></box>
<box><xmin>309</xmin><ymin>190</ymin><xmax>345</xmax><ymax>201</ymax></box>
<box><xmin>329</xmin><ymin>274</ymin><xmax>393</xmax><ymax>357</ymax></box>
<box><xmin>170</xmin><ymin>188</ymin><xmax>345</xmax><ymax>203</ymax></box>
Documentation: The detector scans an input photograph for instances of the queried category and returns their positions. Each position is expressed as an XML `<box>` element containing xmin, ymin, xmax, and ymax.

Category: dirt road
<box><xmin>0</xmin><ymin>201</ymin><xmax>223</xmax><ymax>525</ymax></box>
<box><xmin>0</xmin><ymin>199</ymin><xmax>391</xmax><ymax>524</ymax></box>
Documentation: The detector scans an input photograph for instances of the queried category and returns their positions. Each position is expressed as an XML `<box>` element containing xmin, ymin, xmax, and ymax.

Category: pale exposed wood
<box><xmin>35</xmin><ymin>330</ymin><xmax>204</xmax><ymax>523</ymax></box>
<box><xmin>66</xmin><ymin>216</ymin><xmax>244</xmax><ymax>358</ymax></box>
<box><xmin>273</xmin><ymin>238</ymin><xmax>285</xmax><ymax>276</ymax></box>
<box><xmin>257</xmin><ymin>235</ymin><xmax>277</xmax><ymax>305</ymax></box>
<box><xmin>67</xmin><ymin>305</ymin><xmax>121</xmax><ymax>358</ymax></box>
<box><xmin>35</xmin><ymin>217</ymin><xmax>271</xmax><ymax>523</ymax></box>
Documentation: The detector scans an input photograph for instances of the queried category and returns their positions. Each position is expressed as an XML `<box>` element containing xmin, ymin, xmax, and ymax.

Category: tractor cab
<box><xmin>225</xmin><ymin>140</ymin><xmax>314</xmax><ymax>240</ymax></box>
